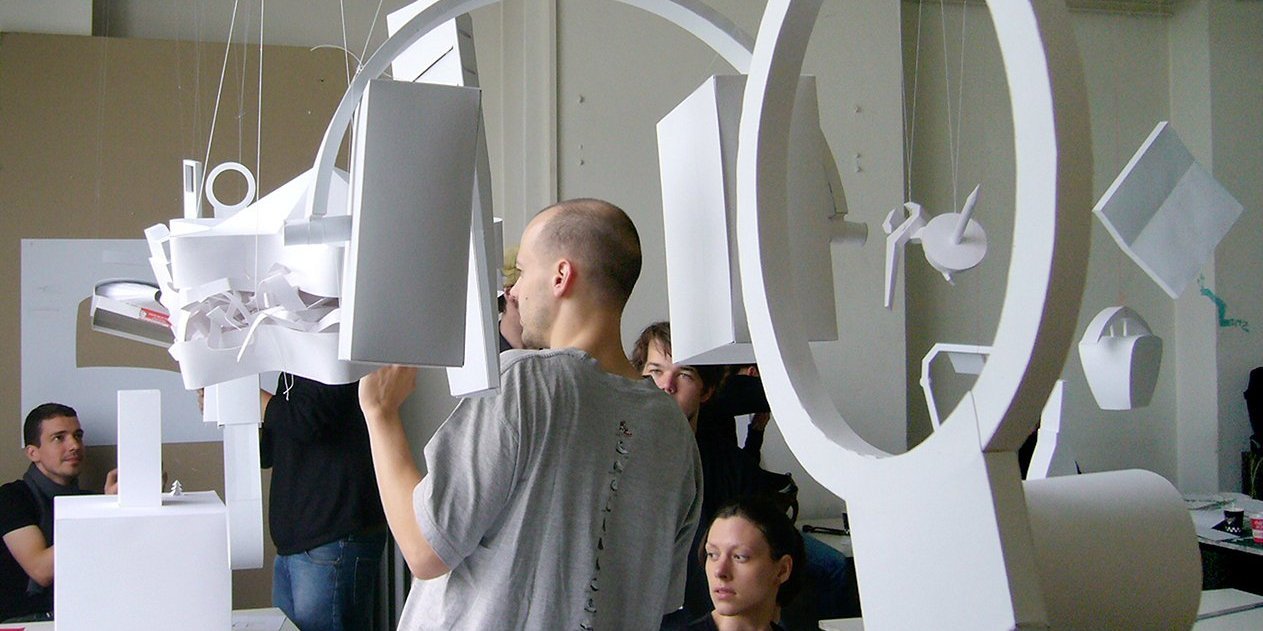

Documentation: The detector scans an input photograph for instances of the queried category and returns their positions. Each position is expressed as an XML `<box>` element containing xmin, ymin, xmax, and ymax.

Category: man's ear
<box><xmin>552</xmin><ymin>258</ymin><xmax>575</xmax><ymax>297</ymax></box>
<box><xmin>25</xmin><ymin>444</ymin><xmax>39</xmax><ymax>463</ymax></box>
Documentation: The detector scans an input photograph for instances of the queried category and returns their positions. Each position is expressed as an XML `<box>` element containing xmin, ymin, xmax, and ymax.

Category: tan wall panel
<box><xmin>0</xmin><ymin>32</ymin><xmax>348</xmax><ymax>608</ymax></box>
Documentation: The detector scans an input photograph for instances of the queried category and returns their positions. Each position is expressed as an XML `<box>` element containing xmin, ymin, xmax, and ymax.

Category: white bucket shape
<box><xmin>1078</xmin><ymin>306</ymin><xmax>1163</xmax><ymax>410</ymax></box>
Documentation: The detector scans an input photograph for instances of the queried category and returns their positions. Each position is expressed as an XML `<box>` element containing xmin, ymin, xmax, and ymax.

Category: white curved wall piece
<box><xmin>1024</xmin><ymin>469</ymin><xmax>1200</xmax><ymax>629</ymax></box>
<box><xmin>1094</xmin><ymin>121</ymin><xmax>1244</xmax><ymax>299</ymax></box>
<box><xmin>733</xmin><ymin>0</ymin><xmax>1135</xmax><ymax>627</ymax></box>
<box><xmin>1078</xmin><ymin>305</ymin><xmax>1163</xmax><ymax>410</ymax></box>
<box><xmin>657</xmin><ymin>74</ymin><xmax>838</xmax><ymax>365</ymax></box>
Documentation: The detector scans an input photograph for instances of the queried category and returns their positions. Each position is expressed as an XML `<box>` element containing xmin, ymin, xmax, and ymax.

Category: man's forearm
<box><xmin>3</xmin><ymin>526</ymin><xmax>54</xmax><ymax>586</ymax></box>
<box><xmin>363</xmin><ymin>408</ymin><xmax>449</xmax><ymax>580</ymax></box>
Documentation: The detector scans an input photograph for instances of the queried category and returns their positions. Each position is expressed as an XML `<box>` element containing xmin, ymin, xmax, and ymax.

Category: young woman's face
<box><xmin>703</xmin><ymin>515</ymin><xmax>792</xmax><ymax>620</ymax></box>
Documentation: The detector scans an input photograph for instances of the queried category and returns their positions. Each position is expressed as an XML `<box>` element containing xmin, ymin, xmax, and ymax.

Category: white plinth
<box><xmin>54</xmin><ymin>491</ymin><xmax>230</xmax><ymax>631</ymax></box>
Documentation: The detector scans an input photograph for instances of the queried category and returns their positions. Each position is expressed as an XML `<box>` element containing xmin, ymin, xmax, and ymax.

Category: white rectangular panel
<box><xmin>341</xmin><ymin>79</ymin><xmax>481</xmax><ymax>366</ymax></box>
<box><xmin>117</xmin><ymin>389</ymin><xmax>161</xmax><ymax>509</ymax></box>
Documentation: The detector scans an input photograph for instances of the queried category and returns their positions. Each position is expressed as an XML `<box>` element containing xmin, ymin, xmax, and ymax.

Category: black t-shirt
<box><xmin>0</xmin><ymin>479</ymin><xmax>48</xmax><ymax>620</ymax></box>
<box><xmin>686</xmin><ymin>612</ymin><xmax>786</xmax><ymax>631</ymax></box>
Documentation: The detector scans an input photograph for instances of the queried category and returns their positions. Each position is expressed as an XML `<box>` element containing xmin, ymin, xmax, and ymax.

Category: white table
<box><xmin>14</xmin><ymin>607</ymin><xmax>297</xmax><ymax>631</ymax></box>
<box><xmin>818</xmin><ymin>589</ymin><xmax>1263</xmax><ymax>630</ymax></box>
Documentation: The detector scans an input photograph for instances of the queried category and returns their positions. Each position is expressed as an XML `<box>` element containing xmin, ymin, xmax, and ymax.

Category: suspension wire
<box><xmin>362</xmin><ymin>0</ymin><xmax>388</xmax><ymax>73</ymax></box>
<box><xmin>203</xmin><ymin>0</ymin><xmax>242</xmax><ymax>187</ymax></box>
<box><xmin>938</xmin><ymin>1</ymin><xmax>958</xmax><ymax>209</ymax></box>
<box><xmin>902</xmin><ymin>0</ymin><xmax>925</xmax><ymax>201</ymax></box>
<box><xmin>339</xmin><ymin>0</ymin><xmax>352</xmax><ymax>84</ymax></box>
<box><xmin>257</xmin><ymin>0</ymin><xmax>265</xmax><ymax>191</ymax></box>
<box><xmin>952</xmin><ymin>1</ymin><xmax>969</xmax><ymax>211</ymax></box>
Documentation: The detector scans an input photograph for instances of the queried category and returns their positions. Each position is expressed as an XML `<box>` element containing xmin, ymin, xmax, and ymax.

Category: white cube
<box><xmin>54</xmin><ymin>492</ymin><xmax>230</xmax><ymax>631</ymax></box>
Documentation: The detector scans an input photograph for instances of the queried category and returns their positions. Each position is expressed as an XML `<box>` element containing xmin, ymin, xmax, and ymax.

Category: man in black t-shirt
<box><xmin>1</xmin><ymin>403</ymin><xmax>115</xmax><ymax>622</ymax></box>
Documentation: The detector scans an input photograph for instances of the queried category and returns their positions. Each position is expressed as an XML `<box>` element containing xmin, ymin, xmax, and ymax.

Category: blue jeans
<box><xmin>273</xmin><ymin>532</ymin><xmax>387</xmax><ymax>631</ymax></box>
<box><xmin>802</xmin><ymin>533</ymin><xmax>858</xmax><ymax>619</ymax></box>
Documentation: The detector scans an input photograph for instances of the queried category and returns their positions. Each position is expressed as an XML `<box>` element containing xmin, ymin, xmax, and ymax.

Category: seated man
<box><xmin>1</xmin><ymin>403</ymin><xmax>116</xmax><ymax>622</ymax></box>
<box><xmin>632</xmin><ymin>323</ymin><xmax>857</xmax><ymax>627</ymax></box>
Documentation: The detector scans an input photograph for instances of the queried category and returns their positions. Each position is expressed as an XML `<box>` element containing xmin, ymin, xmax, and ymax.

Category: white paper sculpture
<box><xmin>733</xmin><ymin>1</ymin><xmax>1198</xmax><ymax>628</ymax></box>
<box><xmin>147</xmin><ymin>166</ymin><xmax>371</xmax><ymax>390</ymax></box>
<box><xmin>657</xmin><ymin>74</ymin><xmax>860</xmax><ymax>365</ymax></box>
<box><xmin>1094</xmin><ymin>121</ymin><xmax>1244</xmax><ymax>299</ymax></box>
<box><xmin>919</xmin><ymin>342</ymin><xmax>990</xmax><ymax>430</ymax></box>
<box><xmin>882</xmin><ymin>184</ymin><xmax>987</xmax><ymax>308</ymax></box>
<box><xmin>55</xmin><ymin>390</ymin><xmax>231</xmax><ymax>631</ymax></box>
<box><xmin>1078</xmin><ymin>305</ymin><xmax>1163</xmax><ymax>410</ymax></box>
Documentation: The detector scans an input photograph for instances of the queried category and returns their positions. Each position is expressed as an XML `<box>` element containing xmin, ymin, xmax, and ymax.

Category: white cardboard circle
<box><xmin>204</xmin><ymin>162</ymin><xmax>257</xmax><ymax>216</ymax></box>
<box><xmin>920</xmin><ymin>214</ymin><xmax>987</xmax><ymax>274</ymax></box>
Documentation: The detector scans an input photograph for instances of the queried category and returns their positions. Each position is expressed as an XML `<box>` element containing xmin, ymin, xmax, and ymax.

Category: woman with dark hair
<box><xmin>688</xmin><ymin>497</ymin><xmax>806</xmax><ymax>631</ymax></box>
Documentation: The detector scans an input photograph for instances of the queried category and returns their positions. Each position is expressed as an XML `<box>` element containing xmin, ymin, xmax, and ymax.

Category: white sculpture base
<box><xmin>54</xmin><ymin>491</ymin><xmax>231</xmax><ymax>631</ymax></box>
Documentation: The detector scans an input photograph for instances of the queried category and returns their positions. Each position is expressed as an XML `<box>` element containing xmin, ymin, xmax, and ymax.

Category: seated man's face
<box><xmin>641</xmin><ymin>342</ymin><xmax>709</xmax><ymax>428</ymax></box>
<box><xmin>26</xmin><ymin>415</ymin><xmax>85</xmax><ymax>485</ymax></box>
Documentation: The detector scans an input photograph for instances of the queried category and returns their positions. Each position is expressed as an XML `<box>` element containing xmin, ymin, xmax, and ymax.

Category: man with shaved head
<box><xmin>360</xmin><ymin>199</ymin><xmax>702</xmax><ymax>630</ymax></box>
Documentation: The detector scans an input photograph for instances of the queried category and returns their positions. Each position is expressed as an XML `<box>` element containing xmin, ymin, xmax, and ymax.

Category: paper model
<box><xmin>918</xmin><ymin>342</ymin><xmax>991</xmax><ymax>430</ymax></box>
<box><xmin>883</xmin><ymin>184</ymin><xmax>987</xmax><ymax>308</ymax></box>
<box><xmin>657</xmin><ymin>74</ymin><xmax>855</xmax><ymax>365</ymax></box>
<box><xmin>147</xmin><ymin>165</ymin><xmax>372</xmax><ymax>390</ymax></box>
<box><xmin>1078</xmin><ymin>305</ymin><xmax>1163</xmax><ymax>410</ymax></box>
<box><xmin>1094</xmin><ymin>121</ymin><xmax>1243</xmax><ymax>299</ymax></box>
<box><xmin>55</xmin><ymin>390</ymin><xmax>231</xmax><ymax>631</ymax></box>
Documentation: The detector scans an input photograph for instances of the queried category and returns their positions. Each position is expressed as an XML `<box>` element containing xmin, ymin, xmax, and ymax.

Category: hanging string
<box><xmin>361</xmin><ymin>0</ymin><xmax>388</xmax><ymax>74</ymax></box>
<box><xmin>257</xmin><ymin>0</ymin><xmax>265</xmax><ymax>191</ymax></box>
<box><xmin>339</xmin><ymin>0</ymin><xmax>352</xmax><ymax>84</ymax></box>
<box><xmin>938</xmin><ymin>0</ymin><xmax>959</xmax><ymax>210</ymax></box>
<box><xmin>951</xmin><ymin>1</ymin><xmax>969</xmax><ymax>211</ymax></box>
<box><xmin>902</xmin><ymin>0</ymin><xmax>925</xmax><ymax>201</ymax></box>
<box><xmin>202</xmin><ymin>0</ymin><xmax>242</xmax><ymax>187</ymax></box>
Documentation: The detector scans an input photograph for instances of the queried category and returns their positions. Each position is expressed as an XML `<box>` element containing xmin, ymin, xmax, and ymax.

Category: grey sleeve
<box><xmin>666</xmin><ymin>447</ymin><xmax>704</xmax><ymax>612</ymax></box>
<box><xmin>413</xmin><ymin>392</ymin><xmax>521</xmax><ymax>570</ymax></box>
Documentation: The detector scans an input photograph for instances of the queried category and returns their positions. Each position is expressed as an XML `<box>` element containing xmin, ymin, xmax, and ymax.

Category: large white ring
<box><xmin>735</xmin><ymin>0</ymin><xmax>1093</xmax><ymax>497</ymax></box>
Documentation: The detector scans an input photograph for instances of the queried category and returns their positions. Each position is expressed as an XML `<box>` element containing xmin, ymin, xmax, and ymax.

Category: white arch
<box><xmin>297</xmin><ymin>0</ymin><xmax>754</xmax><ymax>228</ymax></box>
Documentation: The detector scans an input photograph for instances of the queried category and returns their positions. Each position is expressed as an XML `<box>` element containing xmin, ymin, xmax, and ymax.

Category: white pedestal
<box><xmin>54</xmin><ymin>491</ymin><xmax>231</xmax><ymax>631</ymax></box>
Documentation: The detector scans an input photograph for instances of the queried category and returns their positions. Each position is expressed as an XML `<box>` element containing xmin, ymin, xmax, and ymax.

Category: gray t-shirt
<box><xmin>398</xmin><ymin>348</ymin><xmax>703</xmax><ymax>630</ymax></box>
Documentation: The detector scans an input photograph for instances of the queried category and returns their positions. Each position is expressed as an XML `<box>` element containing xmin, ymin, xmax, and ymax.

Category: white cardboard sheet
<box><xmin>1094</xmin><ymin>122</ymin><xmax>1243</xmax><ymax>298</ymax></box>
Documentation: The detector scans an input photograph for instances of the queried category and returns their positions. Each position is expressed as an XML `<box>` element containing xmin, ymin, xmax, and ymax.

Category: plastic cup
<box><xmin>1250</xmin><ymin>513</ymin><xmax>1263</xmax><ymax>544</ymax></box>
<box><xmin>1224</xmin><ymin>506</ymin><xmax>1246</xmax><ymax>535</ymax></box>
